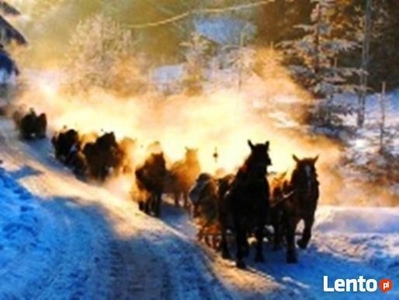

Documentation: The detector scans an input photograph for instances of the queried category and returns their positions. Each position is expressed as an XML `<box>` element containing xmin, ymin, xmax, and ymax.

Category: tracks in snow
<box><xmin>0</xmin><ymin>117</ymin><xmax>302</xmax><ymax>299</ymax></box>
<box><xmin>0</xmin><ymin>119</ymin><xmax>235</xmax><ymax>299</ymax></box>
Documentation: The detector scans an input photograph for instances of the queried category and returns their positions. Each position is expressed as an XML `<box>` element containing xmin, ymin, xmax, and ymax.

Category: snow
<box><xmin>333</xmin><ymin>90</ymin><xmax>399</xmax><ymax>198</ymax></box>
<box><xmin>0</xmin><ymin>69</ymin><xmax>17</xmax><ymax>85</ymax></box>
<box><xmin>151</xmin><ymin>64</ymin><xmax>184</xmax><ymax>93</ymax></box>
<box><xmin>315</xmin><ymin>206</ymin><xmax>399</xmax><ymax>234</ymax></box>
<box><xmin>194</xmin><ymin>17</ymin><xmax>256</xmax><ymax>46</ymax></box>
<box><xmin>0</xmin><ymin>82</ymin><xmax>398</xmax><ymax>298</ymax></box>
<box><xmin>336</xmin><ymin>90</ymin><xmax>399</xmax><ymax>128</ymax></box>
<box><xmin>0</xmin><ymin>127</ymin><xmax>398</xmax><ymax>299</ymax></box>
<box><xmin>0</xmin><ymin>165</ymin><xmax>58</xmax><ymax>299</ymax></box>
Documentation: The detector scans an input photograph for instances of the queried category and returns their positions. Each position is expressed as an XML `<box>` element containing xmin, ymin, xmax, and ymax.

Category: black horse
<box><xmin>271</xmin><ymin>155</ymin><xmax>319</xmax><ymax>263</ymax></box>
<box><xmin>51</xmin><ymin>128</ymin><xmax>79</xmax><ymax>163</ymax></box>
<box><xmin>219</xmin><ymin>140</ymin><xmax>272</xmax><ymax>269</ymax></box>
<box><xmin>135</xmin><ymin>152</ymin><xmax>167</xmax><ymax>217</ymax></box>
<box><xmin>18</xmin><ymin>109</ymin><xmax>47</xmax><ymax>140</ymax></box>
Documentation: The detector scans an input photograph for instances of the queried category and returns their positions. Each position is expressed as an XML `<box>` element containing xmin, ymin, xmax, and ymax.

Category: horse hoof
<box><xmin>242</xmin><ymin>243</ymin><xmax>250</xmax><ymax>257</ymax></box>
<box><xmin>286</xmin><ymin>255</ymin><xmax>298</xmax><ymax>264</ymax></box>
<box><xmin>138</xmin><ymin>202</ymin><xmax>144</xmax><ymax>211</ymax></box>
<box><xmin>221</xmin><ymin>251</ymin><xmax>231</xmax><ymax>260</ymax></box>
<box><xmin>236</xmin><ymin>260</ymin><xmax>246</xmax><ymax>269</ymax></box>
<box><xmin>255</xmin><ymin>254</ymin><xmax>265</xmax><ymax>263</ymax></box>
<box><xmin>297</xmin><ymin>239</ymin><xmax>308</xmax><ymax>249</ymax></box>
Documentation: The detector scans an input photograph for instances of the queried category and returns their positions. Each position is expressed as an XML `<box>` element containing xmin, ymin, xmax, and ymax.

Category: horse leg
<box><xmin>196</xmin><ymin>228</ymin><xmax>204</xmax><ymax>242</ymax></box>
<box><xmin>138</xmin><ymin>201</ymin><xmax>144</xmax><ymax>211</ymax></box>
<box><xmin>154</xmin><ymin>193</ymin><xmax>162</xmax><ymax>217</ymax></box>
<box><xmin>220</xmin><ymin>224</ymin><xmax>230</xmax><ymax>259</ymax></box>
<box><xmin>204</xmin><ymin>235</ymin><xmax>212</xmax><ymax>248</ymax></box>
<box><xmin>241</xmin><ymin>233</ymin><xmax>249</xmax><ymax>257</ymax></box>
<box><xmin>174</xmin><ymin>192</ymin><xmax>180</xmax><ymax>207</ymax></box>
<box><xmin>297</xmin><ymin>216</ymin><xmax>314</xmax><ymax>249</ymax></box>
<box><xmin>212</xmin><ymin>234</ymin><xmax>219</xmax><ymax>250</ymax></box>
<box><xmin>144</xmin><ymin>198</ymin><xmax>151</xmax><ymax>215</ymax></box>
<box><xmin>235</xmin><ymin>227</ymin><xmax>246</xmax><ymax>269</ymax></box>
<box><xmin>285</xmin><ymin>218</ymin><xmax>298</xmax><ymax>263</ymax></box>
<box><xmin>272</xmin><ymin>211</ymin><xmax>282</xmax><ymax>251</ymax></box>
<box><xmin>183</xmin><ymin>192</ymin><xmax>189</xmax><ymax>209</ymax></box>
<box><xmin>254</xmin><ymin>226</ymin><xmax>265</xmax><ymax>263</ymax></box>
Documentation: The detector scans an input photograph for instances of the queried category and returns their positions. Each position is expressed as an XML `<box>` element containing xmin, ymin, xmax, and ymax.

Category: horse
<box><xmin>68</xmin><ymin>149</ymin><xmax>88</xmax><ymax>177</ymax></box>
<box><xmin>12</xmin><ymin>105</ymin><xmax>24</xmax><ymax>128</ymax></box>
<box><xmin>18</xmin><ymin>109</ymin><xmax>47</xmax><ymax>139</ymax></box>
<box><xmin>36</xmin><ymin>113</ymin><xmax>47</xmax><ymax>138</ymax></box>
<box><xmin>83</xmin><ymin>132</ymin><xmax>121</xmax><ymax>181</ymax></box>
<box><xmin>219</xmin><ymin>140</ymin><xmax>272</xmax><ymax>269</ymax></box>
<box><xmin>51</xmin><ymin>128</ymin><xmax>80</xmax><ymax>163</ymax></box>
<box><xmin>134</xmin><ymin>152</ymin><xmax>167</xmax><ymax>217</ymax></box>
<box><xmin>114</xmin><ymin>137</ymin><xmax>137</xmax><ymax>175</ymax></box>
<box><xmin>189</xmin><ymin>173</ymin><xmax>220</xmax><ymax>247</ymax></box>
<box><xmin>271</xmin><ymin>155</ymin><xmax>319</xmax><ymax>263</ymax></box>
<box><xmin>165</xmin><ymin>147</ymin><xmax>201</xmax><ymax>208</ymax></box>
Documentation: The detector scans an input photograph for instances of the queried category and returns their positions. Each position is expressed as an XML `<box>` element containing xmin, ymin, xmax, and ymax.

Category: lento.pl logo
<box><xmin>323</xmin><ymin>276</ymin><xmax>393</xmax><ymax>293</ymax></box>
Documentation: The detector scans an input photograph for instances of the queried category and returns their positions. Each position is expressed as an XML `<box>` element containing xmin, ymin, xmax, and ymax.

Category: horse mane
<box><xmin>235</xmin><ymin>150</ymin><xmax>260</xmax><ymax>179</ymax></box>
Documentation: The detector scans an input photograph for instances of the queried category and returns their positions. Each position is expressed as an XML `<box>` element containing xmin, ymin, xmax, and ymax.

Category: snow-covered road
<box><xmin>0</xmin><ymin>117</ymin><xmax>398</xmax><ymax>299</ymax></box>
<box><xmin>0</xmin><ymin>118</ymin><xmax>288</xmax><ymax>299</ymax></box>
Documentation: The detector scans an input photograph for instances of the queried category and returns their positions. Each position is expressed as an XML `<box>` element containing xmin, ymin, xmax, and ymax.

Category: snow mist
<box><xmin>12</xmin><ymin>48</ymin><xmax>392</xmax><ymax>206</ymax></box>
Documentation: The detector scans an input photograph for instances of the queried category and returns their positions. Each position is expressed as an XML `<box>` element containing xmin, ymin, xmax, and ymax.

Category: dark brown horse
<box><xmin>135</xmin><ymin>152</ymin><xmax>167</xmax><ymax>217</ymax></box>
<box><xmin>219</xmin><ymin>140</ymin><xmax>272</xmax><ymax>269</ymax></box>
<box><xmin>83</xmin><ymin>132</ymin><xmax>121</xmax><ymax>181</ymax></box>
<box><xmin>271</xmin><ymin>155</ymin><xmax>319</xmax><ymax>263</ymax></box>
<box><xmin>166</xmin><ymin>147</ymin><xmax>201</xmax><ymax>208</ymax></box>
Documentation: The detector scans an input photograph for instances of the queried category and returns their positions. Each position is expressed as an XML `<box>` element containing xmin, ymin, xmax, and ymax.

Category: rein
<box><xmin>270</xmin><ymin>189</ymin><xmax>296</xmax><ymax>208</ymax></box>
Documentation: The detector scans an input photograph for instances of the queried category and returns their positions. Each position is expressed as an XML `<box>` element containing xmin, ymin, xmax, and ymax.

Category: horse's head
<box><xmin>244</xmin><ymin>140</ymin><xmax>272</xmax><ymax>179</ymax></box>
<box><xmin>292</xmin><ymin>154</ymin><xmax>319</xmax><ymax>190</ymax></box>
<box><xmin>185</xmin><ymin>147</ymin><xmax>199</xmax><ymax>163</ymax></box>
<box><xmin>98</xmin><ymin>132</ymin><xmax>117</xmax><ymax>148</ymax></box>
<box><xmin>189</xmin><ymin>173</ymin><xmax>215</xmax><ymax>217</ymax></box>
<box><xmin>150</xmin><ymin>152</ymin><xmax>167</xmax><ymax>174</ymax></box>
<box><xmin>120</xmin><ymin>137</ymin><xmax>137</xmax><ymax>152</ymax></box>
<box><xmin>146</xmin><ymin>141</ymin><xmax>162</xmax><ymax>155</ymax></box>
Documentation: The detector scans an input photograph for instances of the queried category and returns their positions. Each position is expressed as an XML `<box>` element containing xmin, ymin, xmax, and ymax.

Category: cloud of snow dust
<box><xmin>12</xmin><ymin>47</ymin><xmax>395</xmax><ymax>206</ymax></box>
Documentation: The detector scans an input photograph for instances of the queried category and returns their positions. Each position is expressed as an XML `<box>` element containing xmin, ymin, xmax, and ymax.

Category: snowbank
<box><xmin>315</xmin><ymin>206</ymin><xmax>399</xmax><ymax>234</ymax></box>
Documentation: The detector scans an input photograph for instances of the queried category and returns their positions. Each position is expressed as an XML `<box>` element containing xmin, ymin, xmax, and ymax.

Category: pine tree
<box><xmin>0</xmin><ymin>1</ymin><xmax>27</xmax><ymax>101</ymax></box>
<box><xmin>279</xmin><ymin>0</ymin><xmax>359</xmax><ymax>126</ymax></box>
<box><xmin>368</xmin><ymin>0</ymin><xmax>399</xmax><ymax>90</ymax></box>
<box><xmin>256</xmin><ymin>0</ymin><xmax>313</xmax><ymax>46</ymax></box>
<box><xmin>0</xmin><ymin>1</ymin><xmax>27</xmax><ymax>46</ymax></box>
